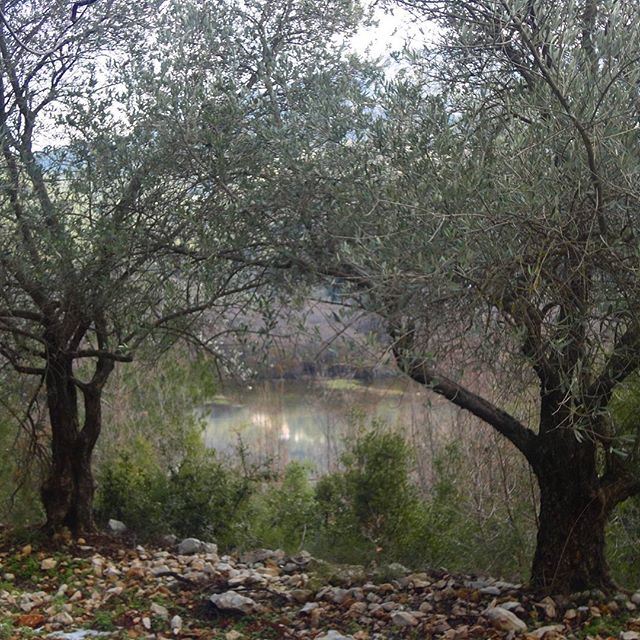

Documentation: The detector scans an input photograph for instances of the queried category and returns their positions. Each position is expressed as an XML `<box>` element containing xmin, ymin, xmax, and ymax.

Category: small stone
<box><xmin>348</xmin><ymin>601</ymin><xmax>368</xmax><ymax>616</ymax></box>
<box><xmin>103</xmin><ymin>566</ymin><xmax>121</xmax><ymax>578</ymax></box>
<box><xmin>41</xmin><ymin>558</ymin><xmax>57</xmax><ymax>570</ymax></box>
<box><xmin>240</xmin><ymin>548</ymin><xmax>285</xmax><ymax>564</ymax></box>
<box><xmin>329</xmin><ymin>587</ymin><xmax>349</xmax><ymax>604</ymax></box>
<box><xmin>466</xmin><ymin>580</ymin><xmax>489</xmax><ymax>590</ymax></box>
<box><xmin>536</xmin><ymin>596</ymin><xmax>557</xmax><ymax>619</ymax></box>
<box><xmin>484</xmin><ymin>606</ymin><xmax>527</xmax><ymax>633</ymax></box>
<box><xmin>151</xmin><ymin>602</ymin><xmax>169</xmax><ymax>619</ymax></box>
<box><xmin>177</xmin><ymin>538</ymin><xmax>203</xmax><ymax>555</ymax></box>
<box><xmin>107</xmin><ymin>518</ymin><xmax>127</xmax><ymax>533</ymax></box>
<box><xmin>91</xmin><ymin>556</ymin><xmax>104</xmax><ymax>577</ymax></box>
<box><xmin>20</xmin><ymin>600</ymin><xmax>34</xmax><ymax>613</ymax></box>
<box><xmin>315</xmin><ymin>632</ymin><xmax>354</xmax><ymax>640</ymax></box>
<box><xmin>51</xmin><ymin>611</ymin><xmax>74</xmax><ymax>625</ymax></box>
<box><xmin>161</xmin><ymin>534</ymin><xmax>178</xmax><ymax>546</ymax></box>
<box><xmin>3</xmin><ymin>573</ymin><xmax>15</xmax><ymax>581</ymax></box>
<box><xmin>225</xmin><ymin>632</ymin><xmax>244</xmax><ymax>640</ymax></box>
<box><xmin>495</xmin><ymin>580</ymin><xmax>521</xmax><ymax>591</ymax></box>
<box><xmin>16</xmin><ymin>613</ymin><xmax>45</xmax><ymax>628</ymax></box>
<box><xmin>210</xmin><ymin>591</ymin><xmax>258</xmax><ymax>615</ymax></box>
<box><xmin>300</xmin><ymin>602</ymin><xmax>320</xmax><ymax>615</ymax></box>
<box><xmin>392</xmin><ymin>611</ymin><xmax>419</xmax><ymax>627</ymax></box>
<box><xmin>620</xmin><ymin>633</ymin><xmax>640</xmax><ymax>640</ymax></box>
<box><xmin>633</xmin><ymin>593</ymin><xmax>640</xmax><ymax>606</ymax></box>
<box><xmin>105</xmin><ymin>585</ymin><xmax>123</xmax><ymax>597</ymax></box>
<box><xmin>228</xmin><ymin>574</ymin><xmax>249</xmax><ymax>587</ymax></box>
<box><xmin>609</xmin><ymin>600</ymin><xmax>621</xmax><ymax>614</ymax></box>
<box><xmin>291</xmin><ymin>589</ymin><xmax>313</xmax><ymax>603</ymax></box>
<box><xmin>142</xmin><ymin>616</ymin><xmax>152</xmax><ymax>630</ymax></box>
<box><xmin>151</xmin><ymin>564</ymin><xmax>171</xmax><ymax>576</ymax></box>
<box><xmin>202</xmin><ymin>542</ymin><xmax>218</xmax><ymax>554</ymax></box>
<box><xmin>527</xmin><ymin>624</ymin><xmax>565</xmax><ymax>638</ymax></box>
<box><xmin>171</xmin><ymin>614</ymin><xmax>183</xmax><ymax>633</ymax></box>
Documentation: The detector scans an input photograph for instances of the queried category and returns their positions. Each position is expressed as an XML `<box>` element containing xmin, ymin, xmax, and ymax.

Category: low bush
<box><xmin>95</xmin><ymin>416</ymin><xmax>536</xmax><ymax>580</ymax></box>
<box><xmin>95</xmin><ymin>435</ymin><xmax>260</xmax><ymax>544</ymax></box>
<box><xmin>417</xmin><ymin>443</ymin><xmax>535</xmax><ymax>579</ymax></box>
<box><xmin>243</xmin><ymin>461</ymin><xmax>319</xmax><ymax>552</ymax></box>
<box><xmin>95</xmin><ymin>351</ymin><xmax>263</xmax><ymax>543</ymax></box>
<box><xmin>165</xmin><ymin>447</ymin><xmax>257</xmax><ymax>545</ymax></box>
<box><xmin>314</xmin><ymin>425</ymin><xmax>427</xmax><ymax>565</ymax></box>
<box><xmin>96</xmin><ymin>439</ymin><xmax>169</xmax><ymax>537</ymax></box>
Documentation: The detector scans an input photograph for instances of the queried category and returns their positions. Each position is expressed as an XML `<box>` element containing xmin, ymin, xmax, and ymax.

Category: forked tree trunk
<box><xmin>529</xmin><ymin>418</ymin><xmax>613</xmax><ymax>593</ymax></box>
<box><xmin>40</xmin><ymin>354</ymin><xmax>106</xmax><ymax>535</ymax></box>
<box><xmin>41</xmin><ymin>432</ymin><xmax>97</xmax><ymax>535</ymax></box>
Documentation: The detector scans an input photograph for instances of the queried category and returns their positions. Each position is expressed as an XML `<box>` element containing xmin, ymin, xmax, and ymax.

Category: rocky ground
<box><xmin>0</xmin><ymin>532</ymin><xmax>638</xmax><ymax>640</ymax></box>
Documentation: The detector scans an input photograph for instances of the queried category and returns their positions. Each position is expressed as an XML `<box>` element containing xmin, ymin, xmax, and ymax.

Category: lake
<box><xmin>202</xmin><ymin>377</ymin><xmax>457</xmax><ymax>473</ymax></box>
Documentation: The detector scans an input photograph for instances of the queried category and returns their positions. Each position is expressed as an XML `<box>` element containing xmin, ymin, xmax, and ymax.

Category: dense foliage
<box><xmin>2</xmin><ymin>0</ymin><xmax>640</xmax><ymax>595</ymax></box>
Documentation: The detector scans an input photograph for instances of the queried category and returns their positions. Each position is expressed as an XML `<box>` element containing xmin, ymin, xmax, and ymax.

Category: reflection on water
<box><xmin>202</xmin><ymin>378</ymin><xmax>455</xmax><ymax>472</ymax></box>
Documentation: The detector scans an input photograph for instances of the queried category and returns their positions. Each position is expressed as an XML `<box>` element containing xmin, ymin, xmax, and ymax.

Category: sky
<box><xmin>352</xmin><ymin>3</ymin><xmax>433</xmax><ymax>60</ymax></box>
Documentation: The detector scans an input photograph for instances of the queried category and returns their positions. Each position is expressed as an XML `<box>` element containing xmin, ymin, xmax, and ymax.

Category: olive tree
<box><xmin>0</xmin><ymin>0</ymin><xmax>364</xmax><ymax>534</ymax></box>
<box><xmin>288</xmin><ymin>0</ymin><xmax>640</xmax><ymax>592</ymax></box>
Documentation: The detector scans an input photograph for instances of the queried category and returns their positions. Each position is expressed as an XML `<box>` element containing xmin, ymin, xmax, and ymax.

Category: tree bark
<box><xmin>530</xmin><ymin>473</ymin><xmax>611</xmax><ymax>593</ymax></box>
<box><xmin>40</xmin><ymin>353</ymin><xmax>106</xmax><ymax>535</ymax></box>
<box><xmin>530</xmin><ymin>406</ymin><xmax>613</xmax><ymax>593</ymax></box>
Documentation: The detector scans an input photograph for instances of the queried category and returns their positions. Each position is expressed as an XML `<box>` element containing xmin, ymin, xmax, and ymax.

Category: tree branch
<box><xmin>71</xmin><ymin>349</ymin><xmax>133</xmax><ymax>362</ymax></box>
<box><xmin>586</xmin><ymin>323</ymin><xmax>640</xmax><ymax>409</ymax></box>
<box><xmin>392</xmin><ymin>335</ymin><xmax>538</xmax><ymax>461</ymax></box>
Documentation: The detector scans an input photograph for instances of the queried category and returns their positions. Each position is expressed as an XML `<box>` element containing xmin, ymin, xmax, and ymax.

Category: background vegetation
<box><xmin>4</xmin><ymin>351</ymin><xmax>639</xmax><ymax>586</ymax></box>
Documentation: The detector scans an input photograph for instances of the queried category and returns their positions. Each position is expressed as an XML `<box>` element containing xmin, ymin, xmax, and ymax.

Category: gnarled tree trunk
<box><xmin>531</xmin><ymin>479</ymin><xmax>610</xmax><ymax>593</ymax></box>
<box><xmin>529</xmin><ymin>407</ymin><xmax>613</xmax><ymax>593</ymax></box>
<box><xmin>394</xmin><ymin>341</ymin><xmax>640</xmax><ymax>594</ymax></box>
<box><xmin>40</xmin><ymin>353</ymin><xmax>111</xmax><ymax>535</ymax></box>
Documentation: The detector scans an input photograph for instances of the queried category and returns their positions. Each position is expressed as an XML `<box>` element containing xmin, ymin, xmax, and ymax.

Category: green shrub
<box><xmin>95</xmin><ymin>350</ymin><xmax>258</xmax><ymax>543</ymax></box>
<box><xmin>243</xmin><ymin>461</ymin><xmax>320</xmax><ymax>552</ymax></box>
<box><xmin>314</xmin><ymin>425</ymin><xmax>427</xmax><ymax>565</ymax></box>
<box><xmin>599</xmin><ymin>373</ymin><xmax>640</xmax><ymax>587</ymax></box>
<box><xmin>607</xmin><ymin>496</ymin><xmax>640</xmax><ymax>588</ymax></box>
<box><xmin>415</xmin><ymin>442</ymin><xmax>535</xmax><ymax>578</ymax></box>
<box><xmin>164</xmin><ymin>448</ymin><xmax>256</xmax><ymax>545</ymax></box>
<box><xmin>96</xmin><ymin>438</ymin><xmax>170</xmax><ymax>537</ymax></box>
<box><xmin>95</xmin><ymin>437</ymin><xmax>259</xmax><ymax>545</ymax></box>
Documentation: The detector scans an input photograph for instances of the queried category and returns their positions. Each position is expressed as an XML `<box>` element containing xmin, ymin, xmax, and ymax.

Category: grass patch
<box><xmin>93</xmin><ymin>609</ymin><xmax>118</xmax><ymax>631</ymax></box>
<box><xmin>4</xmin><ymin>553</ymin><xmax>42</xmax><ymax>582</ymax></box>
<box><xmin>321</xmin><ymin>379</ymin><xmax>364</xmax><ymax>391</ymax></box>
<box><xmin>0</xmin><ymin>623</ymin><xmax>13</xmax><ymax>640</ymax></box>
<box><xmin>577</xmin><ymin>615</ymin><xmax>629</xmax><ymax>638</ymax></box>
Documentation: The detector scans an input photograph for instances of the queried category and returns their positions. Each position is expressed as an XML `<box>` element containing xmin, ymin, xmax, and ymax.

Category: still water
<box><xmin>202</xmin><ymin>378</ymin><xmax>455</xmax><ymax>472</ymax></box>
